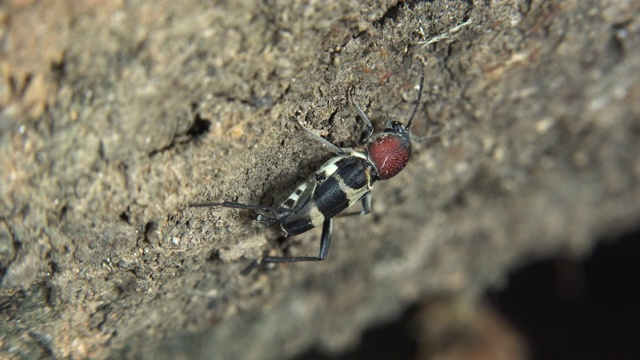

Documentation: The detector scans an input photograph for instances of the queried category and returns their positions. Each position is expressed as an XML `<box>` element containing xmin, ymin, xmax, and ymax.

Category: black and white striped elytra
<box><xmin>268</xmin><ymin>153</ymin><xmax>373</xmax><ymax>236</ymax></box>
<box><xmin>192</xmin><ymin>64</ymin><xmax>425</xmax><ymax>271</ymax></box>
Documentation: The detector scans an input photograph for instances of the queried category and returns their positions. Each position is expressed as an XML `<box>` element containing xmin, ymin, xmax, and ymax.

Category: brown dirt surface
<box><xmin>0</xmin><ymin>0</ymin><xmax>639</xmax><ymax>359</ymax></box>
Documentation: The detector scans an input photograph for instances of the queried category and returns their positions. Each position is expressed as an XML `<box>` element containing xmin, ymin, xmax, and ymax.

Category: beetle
<box><xmin>192</xmin><ymin>63</ymin><xmax>425</xmax><ymax>270</ymax></box>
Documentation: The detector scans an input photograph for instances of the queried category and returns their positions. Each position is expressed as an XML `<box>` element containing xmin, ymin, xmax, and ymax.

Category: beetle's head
<box><xmin>366</xmin><ymin>123</ymin><xmax>411</xmax><ymax>180</ymax></box>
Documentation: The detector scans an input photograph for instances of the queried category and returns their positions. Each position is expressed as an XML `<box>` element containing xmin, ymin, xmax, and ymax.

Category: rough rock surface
<box><xmin>0</xmin><ymin>1</ymin><xmax>638</xmax><ymax>359</ymax></box>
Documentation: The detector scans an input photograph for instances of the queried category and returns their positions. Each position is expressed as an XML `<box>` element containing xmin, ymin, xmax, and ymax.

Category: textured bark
<box><xmin>0</xmin><ymin>0</ymin><xmax>638</xmax><ymax>359</ymax></box>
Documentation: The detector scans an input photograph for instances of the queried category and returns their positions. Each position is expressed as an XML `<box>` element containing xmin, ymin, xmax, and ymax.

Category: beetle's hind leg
<box><xmin>261</xmin><ymin>218</ymin><xmax>333</xmax><ymax>264</ymax></box>
<box><xmin>190</xmin><ymin>201</ymin><xmax>294</xmax><ymax>227</ymax></box>
<box><xmin>190</xmin><ymin>201</ymin><xmax>293</xmax><ymax>214</ymax></box>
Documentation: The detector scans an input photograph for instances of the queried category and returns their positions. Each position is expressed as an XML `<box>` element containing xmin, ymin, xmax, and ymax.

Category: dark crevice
<box><xmin>187</xmin><ymin>112</ymin><xmax>212</xmax><ymax>138</ymax></box>
<box><xmin>277</xmin><ymin>82</ymin><xmax>292</xmax><ymax>103</ymax></box>
<box><xmin>58</xmin><ymin>205</ymin><xmax>68</xmax><ymax>222</ymax></box>
<box><xmin>374</xmin><ymin>1</ymin><xmax>405</xmax><ymax>28</ymax></box>
<box><xmin>142</xmin><ymin>221</ymin><xmax>157</xmax><ymax>245</ymax></box>
<box><xmin>149</xmin><ymin>106</ymin><xmax>211</xmax><ymax>157</ymax></box>
<box><xmin>90</xmin><ymin>303</ymin><xmax>112</xmax><ymax>331</ymax></box>
<box><xmin>602</xmin><ymin>23</ymin><xmax>629</xmax><ymax>72</ymax></box>
<box><xmin>50</xmin><ymin>54</ymin><xmax>67</xmax><ymax>85</ymax></box>
<box><xmin>519</xmin><ymin>0</ymin><xmax>533</xmax><ymax>15</ymax></box>
<box><xmin>27</xmin><ymin>330</ymin><xmax>55</xmax><ymax>357</ymax></box>
<box><xmin>119</xmin><ymin>211</ymin><xmax>130</xmax><ymax>224</ymax></box>
<box><xmin>143</xmin><ymin>221</ymin><xmax>156</xmax><ymax>235</ymax></box>
<box><xmin>16</xmin><ymin>72</ymin><xmax>33</xmax><ymax>97</ymax></box>
<box><xmin>207</xmin><ymin>249</ymin><xmax>223</xmax><ymax>263</ymax></box>
<box><xmin>274</xmin><ymin>235</ymin><xmax>288</xmax><ymax>248</ymax></box>
<box><xmin>98</xmin><ymin>140</ymin><xmax>106</xmax><ymax>161</ymax></box>
<box><xmin>223</xmin><ymin>93</ymin><xmax>274</xmax><ymax>109</ymax></box>
<box><xmin>148</xmin><ymin>139</ymin><xmax>177</xmax><ymax>157</ymax></box>
<box><xmin>326</xmin><ymin>107</ymin><xmax>339</xmax><ymax>133</ymax></box>
<box><xmin>0</xmin><ymin>221</ymin><xmax>21</xmax><ymax>282</ymax></box>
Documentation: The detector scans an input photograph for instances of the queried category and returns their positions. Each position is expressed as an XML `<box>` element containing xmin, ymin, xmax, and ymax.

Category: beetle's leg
<box><xmin>261</xmin><ymin>218</ymin><xmax>333</xmax><ymax>263</ymax></box>
<box><xmin>190</xmin><ymin>201</ymin><xmax>293</xmax><ymax>214</ymax></box>
<box><xmin>359</xmin><ymin>192</ymin><xmax>372</xmax><ymax>215</ymax></box>
<box><xmin>240</xmin><ymin>260</ymin><xmax>261</xmax><ymax>276</ymax></box>
<box><xmin>295</xmin><ymin>121</ymin><xmax>348</xmax><ymax>155</ymax></box>
<box><xmin>336</xmin><ymin>193</ymin><xmax>372</xmax><ymax>217</ymax></box>
<box><xmin>348</xmin><ymin>91</ymin><xmax>374</xmax><ymax>144</ymax></box>
<box><xmin>316</xmin><ymin>219</ymin><xmax>333</xmax><ymax>260</ymax></box>
<box><xmin>286</xmin><ymin>177</ymin><xmax>317</xmax><ymax>213</ymax></box>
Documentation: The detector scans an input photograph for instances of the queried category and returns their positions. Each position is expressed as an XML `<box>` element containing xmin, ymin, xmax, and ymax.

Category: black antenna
<box><xmin>405</xmin><ymin>63</ymin><xmax>426</xmax><ymax>129</ymax></box>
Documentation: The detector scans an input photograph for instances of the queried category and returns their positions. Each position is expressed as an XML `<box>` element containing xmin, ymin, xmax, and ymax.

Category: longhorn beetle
<box><xmin>192</xmin><ymin>62</ymin><xmax>425</xmax><ymax>271</ymax></box>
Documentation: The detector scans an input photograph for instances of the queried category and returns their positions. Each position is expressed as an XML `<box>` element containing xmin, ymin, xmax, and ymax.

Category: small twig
<box><xmin>417</xmin><ymin>18</ymin><xmax>474</xmax><ymax>49</ymax></box>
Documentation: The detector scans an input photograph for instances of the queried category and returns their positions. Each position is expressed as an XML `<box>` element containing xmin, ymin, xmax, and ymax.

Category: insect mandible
<box><xmin>192</xmin><ymin>62</ymin><xmax>425</xmax><ymax>271</ymax></box>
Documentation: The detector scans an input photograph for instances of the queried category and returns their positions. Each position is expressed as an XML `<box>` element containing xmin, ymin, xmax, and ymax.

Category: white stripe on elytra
<box><xmin>317</xmin><ymin>156</ymin><xmax>344</xmax><ymax>178</ymax></box>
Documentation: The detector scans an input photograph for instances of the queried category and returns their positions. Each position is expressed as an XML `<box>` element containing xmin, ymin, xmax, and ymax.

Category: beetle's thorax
<box><xmin>366</xmin><ymin>126</ymin><xmax>411</xmax><ymax>180</ymax></box>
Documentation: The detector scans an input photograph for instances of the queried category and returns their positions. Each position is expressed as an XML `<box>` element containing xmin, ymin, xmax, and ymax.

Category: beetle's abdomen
<box><xmin>368</xmin><ymin>133</ymin><xmax>411</xmax><ymax>180</ymax></box>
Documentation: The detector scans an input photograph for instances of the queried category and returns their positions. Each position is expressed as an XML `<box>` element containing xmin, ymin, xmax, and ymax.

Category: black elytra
<box><xmin>191</xmin><ymin>62</ymin><xmax>426</xmax><ymax>273</ymax></box>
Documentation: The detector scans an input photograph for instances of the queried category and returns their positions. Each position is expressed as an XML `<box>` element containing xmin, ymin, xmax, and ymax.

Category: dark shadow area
<box><xmin>293</xmin><ymin>304</ymin><xmax>420</xmax><ymax>360</ymax></box>
<box><xmin>297</xmin><ymin>227</ymin><xmax>640</xmax><ymax>359</ymax></box>
<box><xmin>490</xmin><ymin>228</ymin><xmax>640</xmax><ymax>360</ymax></box>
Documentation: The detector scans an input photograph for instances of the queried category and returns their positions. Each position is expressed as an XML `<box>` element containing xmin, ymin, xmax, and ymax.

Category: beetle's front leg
<box><xmin>337</xmin><ymin>193</ymin><xmax>372</xmax><ymax>217</ymax></box>
<box><xmin>348</xmin><ymin>91</ymin><xmax>374</xmax><ymax>144</ymax></box>
<box><xmin>295</xmin><ymin>121</ymin><xmax>349</xmax><ymax>156</ymax></box>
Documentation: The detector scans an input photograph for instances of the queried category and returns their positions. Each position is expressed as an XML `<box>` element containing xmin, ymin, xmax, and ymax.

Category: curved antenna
<box><xmin>405</xmin><ymin>63</ymin><xmax>426</xmax><ymax>129</ymax></box>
